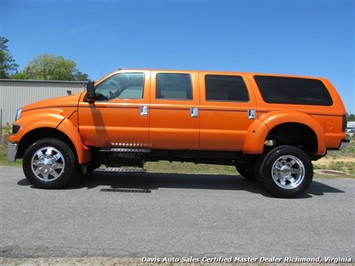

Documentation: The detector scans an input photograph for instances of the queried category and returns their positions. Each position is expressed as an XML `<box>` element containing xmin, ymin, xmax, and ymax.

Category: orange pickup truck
<box><xmin>7</xmin><ymin>69</ymin><xmax>349</xmax><ymax>197</ymax></box>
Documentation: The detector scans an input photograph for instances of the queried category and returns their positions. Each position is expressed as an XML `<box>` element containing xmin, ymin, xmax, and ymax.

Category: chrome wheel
<box><xmin>31</xmin><ymin>146</ymin><xmax>65</xmax><ymax>182</ymax></box>
<box><xmin>256</xmin><ymin>145</ymin><xmax>313</xmax><ymax>198</ymax></box>
<box><xmin>271</xmin><ymin>155</ymin><xmax>305</xmax><ymax>189</ymax></box>
<box><xmin>23</xmin><ymin>138</ymin><xmax>76</xmax><ymax>189</ymax></box>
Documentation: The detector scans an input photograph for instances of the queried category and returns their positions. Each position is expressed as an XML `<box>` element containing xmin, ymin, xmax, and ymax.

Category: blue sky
<box><xmin>1</xmin><ymin>0</ymin><xmax>354</xmax><ymax>113</ymax></box>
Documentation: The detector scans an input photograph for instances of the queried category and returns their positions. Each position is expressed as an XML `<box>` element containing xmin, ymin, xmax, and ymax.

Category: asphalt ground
<box><xmin>0</xmin><ymin>166</ymin><xmax>354</xmax><ymax>264</ymax></box>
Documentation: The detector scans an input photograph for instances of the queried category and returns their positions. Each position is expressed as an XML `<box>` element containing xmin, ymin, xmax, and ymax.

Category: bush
<box><xmin>1</xmin><ymin>124</ymin><xmax>12</xmax><ymax>145</ymax></box>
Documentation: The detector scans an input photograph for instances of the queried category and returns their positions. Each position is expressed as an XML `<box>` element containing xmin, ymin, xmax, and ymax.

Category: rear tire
<box><xmin>255</xmin><ymin>145</ymin><xmax>313</xmax><ymax>198</ymax></box>
<box><xmin>23</xmin><ymin>138</ymin><xmax>76</xmax><ymax>189</ymax></box>
<box><xmin>235</xmin><ymin>161</ymin><xmax>256</xmax><ymax>180</ymax></box>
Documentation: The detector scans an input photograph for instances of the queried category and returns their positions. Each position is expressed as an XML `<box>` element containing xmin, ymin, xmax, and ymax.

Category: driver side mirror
<box><xmin>86</xmin><ymin>81</ymin><xmax>95</xmax><ymax>102</ymax></box>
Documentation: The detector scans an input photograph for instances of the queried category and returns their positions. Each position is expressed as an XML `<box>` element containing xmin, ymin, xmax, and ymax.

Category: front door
<box><xmin>78</xmin><ymin>71</ymin><xmax>150</xmax><ymax>148</ymax></box>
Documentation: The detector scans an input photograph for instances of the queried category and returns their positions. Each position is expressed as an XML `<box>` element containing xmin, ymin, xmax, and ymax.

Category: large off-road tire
<box><xmin>23</xmin><ymin>138</ymin><xmax>77</xmax><ymax>189</ymax></box>
<box><xmin>255</xmin><ymin>145</ymin><xmax>313</xmax><ymax>198</ymax></box>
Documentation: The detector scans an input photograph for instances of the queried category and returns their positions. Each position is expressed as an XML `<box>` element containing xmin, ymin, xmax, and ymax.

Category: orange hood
<box><xmin>22</xmin><ymin>92</ymin><xmax>83</xmax><ymax>112</ymax></box>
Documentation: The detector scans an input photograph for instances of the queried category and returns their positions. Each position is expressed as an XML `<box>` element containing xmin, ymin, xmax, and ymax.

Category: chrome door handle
<box><xmin>190</xmin><ymin>107</ymin><xmax>198</xmax><ymax>118</ymax></box>
<box><xmin>248</xmin><ymin>109</ymin><xmax>256</xmax><ymax>119</ymax></box>
<box><xmin>140</xmin><ymin>105</ymin><xmax>148</xmax><ymax>116</ymax></box>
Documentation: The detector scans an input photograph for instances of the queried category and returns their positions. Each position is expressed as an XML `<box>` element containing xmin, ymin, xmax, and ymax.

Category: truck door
<box><xmin>198</xmin><ymin>73</ymin><xmax>256</xmax><ymax>151</ymax></box>
<box><xmin>149</xmin><ymin>71</ymin><xmax>200</xmax><ymax>149</ymax></box>
<box><xmin>78</xmin><ymin>71</ymin><xmax>150</xmax><ymax>148</ymax></box>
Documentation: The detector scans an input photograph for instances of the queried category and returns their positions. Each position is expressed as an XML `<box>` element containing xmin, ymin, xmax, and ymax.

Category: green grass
<box><xmin>0</xmin><ymin>144</ymin><xmax>22</xmax><ymax>166</ymax></box>
<box><xmin>313</xmin><ymin>140</ymin><xmax>355</xmax><ymax>176</ymax></box>
<box><xmin>326</xmin><ymin>139</ymin><xmax>355</xmax><ymax>158</ymax></box>
<box><xmin>145</xmin><ymin>161</ymin><xmax>236</xmax><ymax>175</ymax></box>
<box><xmin>329</xmin><ymin>161</ymin><xmax>354</xmax><ymax>174</ymax></box>
<box><xmin>1</xmin><ymin>125</ymin><xmax>22</xmax><ymax>166</ymax></box>
<box><xmin>314</xmin><ymin>161</ymin><xmax>355</xmax><ymax>177</ymax></box>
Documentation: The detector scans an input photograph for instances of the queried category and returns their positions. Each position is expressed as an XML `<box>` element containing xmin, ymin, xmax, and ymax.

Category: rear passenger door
<box><xmin>149</xmin><ymin>71</ymin><xmax>200</xmax><ymax>149</ymax></box>
<box><xmin>199</xmin><ymin>73</ymin><xmax>256</xmax><ymax>151</ymax></box>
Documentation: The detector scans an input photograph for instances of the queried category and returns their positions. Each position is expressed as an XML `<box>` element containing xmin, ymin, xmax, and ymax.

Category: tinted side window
<box><xmin>205</xmin><ymin>75</ymin><xmax>249</xmax><ymax>102</ymax></box>
<box><xmin>254</xmin><ymin>76</ymin><xmax>333</xmax><ymax>106</ymax></box>
<box><xmin>95</xmin><ymin>72</ymin><xmax>145</xmax><ymax>100</ymax></box>
<box><xmin>156</xmin><ymin>73</ymin><xmax>192</xmax><ymax>100</ymax></box>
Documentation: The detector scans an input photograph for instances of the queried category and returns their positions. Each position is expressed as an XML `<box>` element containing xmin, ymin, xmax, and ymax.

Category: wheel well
<box><xmin>266</xmin><ymin>123</ymin><xmax>318</xmax><ymax>154</ymax></box>
<box><xmin>17</xmin><ymin>128</ymin><xmax>77</xmax><ymax>161</ymax></box>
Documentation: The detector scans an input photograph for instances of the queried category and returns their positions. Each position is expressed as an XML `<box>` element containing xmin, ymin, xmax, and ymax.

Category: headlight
<box><xmin>15</xmin><ymin>108</ymin><xmax>22</xmax><ymax>121</ymax></box>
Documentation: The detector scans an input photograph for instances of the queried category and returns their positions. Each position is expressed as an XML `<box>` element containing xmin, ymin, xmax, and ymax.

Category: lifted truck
<box><xmin>7</xmin><ymin>69</ymin><xmax>349</xmax><ymax>197</ymax></box>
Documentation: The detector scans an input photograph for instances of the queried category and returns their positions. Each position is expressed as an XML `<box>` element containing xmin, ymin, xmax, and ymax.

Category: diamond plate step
<box><xmin>99</xmin><ymin>148</ymin><xmax>151</xmax><ymax>153</ymax></box>
<box><xmin>94</xmin><ymin>168</ymin><xmax>146</xmax><ymax>173</ymax></box>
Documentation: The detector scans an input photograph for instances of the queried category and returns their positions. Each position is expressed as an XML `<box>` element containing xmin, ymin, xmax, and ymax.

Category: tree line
<box><xmin>347</xmin><ymin>113</ymin><xmax>355</xmax><ymax>122</ymax></box>
<box><xmin>0</xmin><ymin>36</ymin><xmax>89</xmax><ymax>81</ymax></box>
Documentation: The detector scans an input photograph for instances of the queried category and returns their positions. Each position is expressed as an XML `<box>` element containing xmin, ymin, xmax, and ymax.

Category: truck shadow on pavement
<box><xmin>18</xmin><ymin>172</ymin><xmax>346</xmax><ymax>198</ymax></box>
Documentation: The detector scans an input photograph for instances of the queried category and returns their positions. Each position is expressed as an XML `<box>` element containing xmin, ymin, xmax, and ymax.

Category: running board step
<box><xmin>99</xmin><ymin>148</ymin><xmax>151</xmax><ymax>153</ymax></box>
<box><xmin>94</xmin><ymin>168</ymin><xmax>146</xmax><ymax>173</ymax></box>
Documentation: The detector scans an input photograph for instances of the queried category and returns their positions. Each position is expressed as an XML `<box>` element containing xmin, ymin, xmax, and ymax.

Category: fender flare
<box><xmin>242</xmin><ymin>110</ymin><xmax>326</xmax><ymax>155</ymax></box>
<box><xmin>56</xmin><ymin>118</ymin><xmax>91</xmax><ymax>164</ymax></box>
<box><xmin>13</xmin><ymin>113</ymin><xmax>91</xmax><ymax>164</ymax></box>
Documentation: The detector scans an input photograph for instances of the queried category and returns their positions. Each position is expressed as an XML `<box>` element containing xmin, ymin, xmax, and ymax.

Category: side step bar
<box><xmin>99</xmin><ymin>148</ymin><xmax>151</xmax><ymax>153</ymax></box>
<box><xmin>94</xmin><ymin>168</ymin><xmax>146</xmax><ymax>173</ymax></box>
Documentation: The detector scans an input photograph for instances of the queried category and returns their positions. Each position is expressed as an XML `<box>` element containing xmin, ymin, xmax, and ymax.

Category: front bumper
<box><xmin>6</xmin><ymin>143</ymin><xmax>18</xmax><ymax>162</ymax></box>
<box><xmin>338</xmin><ymin>139</ymin><xmax>350</xmax><ymax>150</ymax></box>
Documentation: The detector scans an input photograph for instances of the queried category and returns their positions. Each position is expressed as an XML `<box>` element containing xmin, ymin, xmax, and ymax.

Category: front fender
<box><xmin>243</xmin><ymin>111</ymin><xmax>326</xmax><ymax>155</ymax></box>
<box><xmin>9</xmin><ymin>111</ymin><xmax>91</xmax><ymax>164</ymax></box>
<box><xmin>9</xmin><ymin>112</ymin><xmax>65</xmax><ymax>143</ymax></box>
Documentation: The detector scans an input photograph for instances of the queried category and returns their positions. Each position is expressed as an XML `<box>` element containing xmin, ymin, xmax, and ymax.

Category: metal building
<box><xmin>0</xmin><ymin>79</ymin><xmax>87</xmax><ymax>126</ymax></box>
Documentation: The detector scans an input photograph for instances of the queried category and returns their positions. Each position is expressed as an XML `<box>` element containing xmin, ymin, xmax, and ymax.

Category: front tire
<box><xmin>23</xmin><ymin>138</ymin><xmax>77</xmax><ymax>189</ymax></box>
<box><xmin>255</xmin><ymin>145</ymin><xmax>313</xmax><ymax>198</ymax></box>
